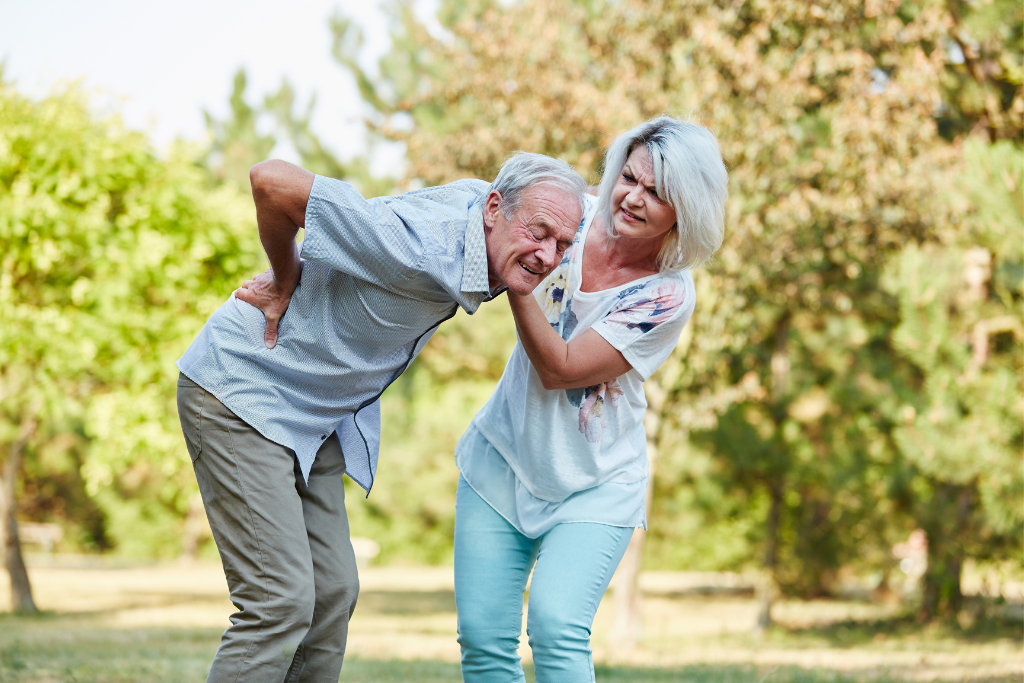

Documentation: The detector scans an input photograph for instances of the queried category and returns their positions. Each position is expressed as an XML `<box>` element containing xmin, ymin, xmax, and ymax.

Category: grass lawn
<box><xmin>0</xmin><ymin>616</ymin><xmax>927</xmax><ymax>683</ymax></box>
<box><xmin>0</xmin><ymin>559</ymin><xmax>1020</xmax><ymax>682</ymax></box>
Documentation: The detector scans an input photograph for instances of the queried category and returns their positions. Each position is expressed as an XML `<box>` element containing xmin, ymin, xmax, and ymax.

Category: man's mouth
<box><xmin>518</xmin><ymin>261</ymin><xmax>541</xmax><ymax>275</ymax></box>
<box><xmin>621</xmin><ymin>208</ymin><xmax>644</xmax><ymax>222</ymax></box>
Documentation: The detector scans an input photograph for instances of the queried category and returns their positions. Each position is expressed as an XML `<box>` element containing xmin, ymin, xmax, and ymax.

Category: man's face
<box><xmin>483</xmin><ymin>185</ymin><xmax>581</xmax><ymax>296</ymax></box>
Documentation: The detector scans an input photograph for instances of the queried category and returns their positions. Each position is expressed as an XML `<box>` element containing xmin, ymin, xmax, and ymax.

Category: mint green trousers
<box><xmin>454</xmin><ymin>476</ymin><xmax>633</xmax><ymax>683</ymax></box>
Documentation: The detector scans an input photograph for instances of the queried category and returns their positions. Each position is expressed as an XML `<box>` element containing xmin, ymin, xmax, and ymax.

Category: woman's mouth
<box><xmin>620</xmin><ymin>208</ymin><xmax>644</xmax><ymax>222</ymax></box>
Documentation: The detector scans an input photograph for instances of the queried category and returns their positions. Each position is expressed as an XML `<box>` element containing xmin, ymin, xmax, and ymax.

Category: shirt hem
<box><xmin>457</xmin><ymin>472</ymin><xmax>645</xmax><ymax>539</ymax></box>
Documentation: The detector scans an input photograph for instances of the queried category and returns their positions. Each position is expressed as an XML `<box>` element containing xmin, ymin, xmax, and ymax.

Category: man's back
<box><xmin>177</xmin><ymin>176</ymin><xmax>494</xmax><ymax>488</ymax></box>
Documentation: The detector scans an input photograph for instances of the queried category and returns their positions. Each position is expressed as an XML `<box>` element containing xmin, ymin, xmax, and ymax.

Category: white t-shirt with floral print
<box><xmin>457</xmin><ymin>194</ymin><xmax>695</xmax><ymax>537</ymax></box>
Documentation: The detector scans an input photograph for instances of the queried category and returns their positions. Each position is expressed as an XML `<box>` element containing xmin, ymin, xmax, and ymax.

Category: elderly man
<box><xmin>175</xmin><ymin>154</ymin><xmax>586</xmax><ymax>683</ymax></box>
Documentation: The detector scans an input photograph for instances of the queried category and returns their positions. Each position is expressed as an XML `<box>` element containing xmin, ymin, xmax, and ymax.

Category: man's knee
<box><xmin>318</xmin><ymin>576</ymin><xmax>360</xmax><ymax>621</ymax></box>
<box><xmin>258</xmin><ymin>581</ymin><xmax>316</xmax><ymax>637</ymax></box>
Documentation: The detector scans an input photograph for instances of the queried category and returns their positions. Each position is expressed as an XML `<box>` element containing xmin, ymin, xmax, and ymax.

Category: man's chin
<box><xmin>505</xmin><ymin>274</ymin><xmax>544</xmax><ymax>296</ymax></box>
<box><xmin>505</xmin><ymin>282</ymin><xmax>534</xmax><ymax>296</ymax></box>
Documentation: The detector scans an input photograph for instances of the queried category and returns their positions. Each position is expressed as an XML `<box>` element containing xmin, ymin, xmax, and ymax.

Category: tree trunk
<box><xmin>920</xmin><ymin>485</ymin><xmax>970</xmax><ymax>621</ymax></box>
<box><xmin>609</xmin><ymin>455</ymin><xmax>655</xmax><ymax>649</ymax></box>
<box><xmin>610</xmin><ymin>390</ymin><xmax>665</xmax><ymax>649</ymax></box>
<box><xmin>1</xmin><ymin>419</ymin><xmax>38</xmax><ymax>613</ymax></box>
<box><xmin>757</xmin><ymin>315</ymin><xmax>790</xmax><ymax>631</ymax></box>
<box><xmin>756</xmin><ymin>482</ymin><xmax>782</xmax><ymax>630</ymax></box>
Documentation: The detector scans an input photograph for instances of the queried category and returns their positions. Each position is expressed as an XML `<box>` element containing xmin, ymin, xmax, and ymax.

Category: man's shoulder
<box><xmin>386</xmin><ymin>178</ymin><xmax>490</xmax><ymax>208</ymax></box>
<box><xmin>444</xmin><ymin>178</ymin><xmax>490</xmax><ymax>195</ymax></box>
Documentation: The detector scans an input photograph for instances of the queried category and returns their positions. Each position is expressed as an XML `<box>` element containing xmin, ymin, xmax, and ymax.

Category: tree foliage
<box><xmin>1</xmin><ymin>0</ymin><xmax>1020</xmax><ymax>624</ymax></box>
<box><xmin>0</xmin><ymin>78</ymin><xmax>262</xmax><ymax>561</ymax></box>
<box><xmin>884</xmin><ymin>137</ymin><xmax>1023</xmax><ymax>616</ymax></box>
<box><xmin>334</xmin><ymin>0</ymin><xmax>1023</xmax><ymax>616</ymax></box>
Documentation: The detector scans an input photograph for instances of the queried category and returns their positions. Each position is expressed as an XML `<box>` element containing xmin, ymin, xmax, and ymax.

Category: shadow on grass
<box><xmin>774</xmin><ymin>611</ymin><xmax>1024</xmax><ymax>649</ymax></box>
<box><xmin>594</xmin><ymin>664</ymin><xmax>910</xmax><ymax>682</ymax></box>
<box><xmin>356</xmin><ymin>589</ymin><xmax>457</xmax><ymax>615</ymax></box>
<box><xmin>0</xmin><ymin>588</ymin><xmax>458</xmax><ymax>623</ymax></box>
<box><xmin>343</xmin><ymin>662</ymin><xmax>911</xmax><ymax>683</ymax></box>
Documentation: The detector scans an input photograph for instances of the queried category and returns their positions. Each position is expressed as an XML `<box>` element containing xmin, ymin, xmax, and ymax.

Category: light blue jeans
<box><xmin>454</xmin><ymin>476</ymin><xmax>634</xmax><ymax>683</ymax></box>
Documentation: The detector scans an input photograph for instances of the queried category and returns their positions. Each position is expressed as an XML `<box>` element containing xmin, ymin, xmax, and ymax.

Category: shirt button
<box><xmin>321</xmin><ymin>434</ymin><xmax>327</xmax><ymax>440</ymax></box>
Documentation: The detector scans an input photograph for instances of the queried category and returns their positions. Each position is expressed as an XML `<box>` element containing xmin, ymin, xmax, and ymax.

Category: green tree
<box><xmin>204</xmin><ymin>69</ymin><xmax>277</xmax><ymax>189</ymax></box>
<box><xmin>331</xmin><ymin>0</ymin><xmax>1021</xmax><ymax>627</ymax></box>
<box><xmin>0</xmin><ymin>78</ymin><xmax>262</xmax><ymax>610</ymax></box>
<box><xmin>884</xmin><ymin>138</ymin><xmax>1023</xmax><ymax>619</ymax></box>
<box><xmin>937</xmin><ymin>0</ymin><xmax>1023</xmax><ymax>141</ymax></box>
<box><xmin>205</xmin><ymin>67</ymin><xmax>399</xmax><ymax>199</ymax></box>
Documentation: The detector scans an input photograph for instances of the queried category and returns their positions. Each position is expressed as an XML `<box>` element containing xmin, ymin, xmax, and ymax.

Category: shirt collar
<box><xmin>461</xmin><ymin>201</ymin><xmax>491</xmax><ymax>294</ymax></box>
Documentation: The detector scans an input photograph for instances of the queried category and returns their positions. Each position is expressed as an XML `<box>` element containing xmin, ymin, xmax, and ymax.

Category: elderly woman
<box><xmin>453</xmin><ymin>116</ymin><xmax>729</xmax><ymax>682</ymax></box>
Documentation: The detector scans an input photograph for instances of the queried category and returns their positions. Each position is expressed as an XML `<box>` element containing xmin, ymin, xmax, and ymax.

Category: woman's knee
<box><xmin>526</xmin><ymin>601</ymin><xmax>590</xmax><ymax>651</ymax></box>
<box><xmin>457</xmin><ymin>604</ymin><xmax>522</xmax><ymax>659</ymax></box>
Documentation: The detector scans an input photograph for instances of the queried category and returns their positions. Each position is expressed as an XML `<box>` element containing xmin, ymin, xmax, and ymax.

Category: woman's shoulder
<box><xmin>616</xmin><ymin>269</ymin><xmax>691</xmax><ymax>307</ymax></box>
<box><xmin>601</xmin><ymin>269</ymin><xmax>694</xmax><ymax>333</ymax></box>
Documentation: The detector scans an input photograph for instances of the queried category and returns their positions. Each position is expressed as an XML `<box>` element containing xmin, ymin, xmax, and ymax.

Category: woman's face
<box><xmin>609</xmin><ymin>146</ymin><xmax>677</xmax><ymax>242</ymax></box>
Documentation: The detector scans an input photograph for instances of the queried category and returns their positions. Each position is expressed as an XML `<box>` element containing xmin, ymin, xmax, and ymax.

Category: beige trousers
<box><xmin>177</xmin><ymin>374</ymin><xmax>359</xmax><ymax>683</ymax></box>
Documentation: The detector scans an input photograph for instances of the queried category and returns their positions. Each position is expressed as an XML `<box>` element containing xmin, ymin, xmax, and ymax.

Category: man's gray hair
<box><xmin>597</xmin><ymin>115</ymin><xmax>729</xmax><ymax>271</ymax></box>
<box><xmin>489</xmin><ymin>152</ymin><xmax>588</xmax><ymax>220</ymax></box>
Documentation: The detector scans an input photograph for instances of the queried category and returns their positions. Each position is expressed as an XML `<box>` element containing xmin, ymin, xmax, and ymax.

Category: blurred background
<box><xmin>0</xmin><ymin>0</ymin><xmax>1021</xmax><ymax>681</ymax></box>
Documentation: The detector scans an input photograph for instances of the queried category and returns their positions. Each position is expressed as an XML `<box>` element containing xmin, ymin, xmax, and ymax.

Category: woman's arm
<box><xmin>507</xmin><ymin>292</ymin><xmax>633</xmax><ymax>390</ymax></box>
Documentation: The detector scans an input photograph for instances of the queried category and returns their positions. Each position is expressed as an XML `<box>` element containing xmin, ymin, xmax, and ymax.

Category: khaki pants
<box><xmin>177</xmin><ymin>374</ymin><xmax>359</xmax><ymax>683</ymax></box>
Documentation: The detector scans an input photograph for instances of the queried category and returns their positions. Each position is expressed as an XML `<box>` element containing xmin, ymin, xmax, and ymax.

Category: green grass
<box><xmin>0</xmin><ymin>625</ymin><xmax>919</xmax><ymax>683</ymax></box>
<box><xmin>768</xmin><ymin>611</ymin><xmax>1024</xmax><ymax>650</ymax></box>
<box><xmin>592</xmin><ymin>665</ymin><xmax>913</xmax><ymax>682</ymax></box>
<box><xmin>0</xmin><ymin>617</ymin><xmax>854</xmax><ymax>683</ymax></box>
<box><xmin>0</xmin><ymin>624</ymin><xmax>949</xmax><ymax>683</ymax></box>
<box><xmin>0</xmin><ymin>611</ymin><xmax>1019</xmax><ymax>682</ymax></box>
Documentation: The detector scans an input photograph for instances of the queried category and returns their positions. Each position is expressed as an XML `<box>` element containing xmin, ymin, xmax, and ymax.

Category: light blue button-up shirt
<box><xmin>177</xmin><ymin>175</ymin><xmax>495</xmax><ymax>494</ymax></box>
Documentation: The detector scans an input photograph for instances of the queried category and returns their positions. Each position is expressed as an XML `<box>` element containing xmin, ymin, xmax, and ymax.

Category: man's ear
<box><xmin>483</xmin><ymin>190</ymin><xmax>503</xmax><ymax>230</ymax></box>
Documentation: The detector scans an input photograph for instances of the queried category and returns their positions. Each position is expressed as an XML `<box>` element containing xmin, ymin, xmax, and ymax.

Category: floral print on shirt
<box><xmin>538</xmin><ymin>226</ymin><xmax>583</xmax><ymax>340</ymax></box>
<box><xmin>603</xmin><ymin>279</ymin><xmax>688</xmax><ymax>334</ymax></box>
<box><xmin>569</xmin><ymin>278</ymin><xmax>688</xmax><ymax>444</ymax></box>
<box><xmin>533</xmin><ymin>223</ymin><xmax>688</xmax><ymax>442</ymax></box>
<box><xmin>565</xmin><ymin>380</ymin><xmax>625</xmax><ymax>442</ymax></box>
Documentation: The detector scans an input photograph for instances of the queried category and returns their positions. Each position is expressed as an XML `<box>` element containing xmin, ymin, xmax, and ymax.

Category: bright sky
<box><xmin>0</xmin><ymin>0</ymin><xmax>399</xmax><ymax>164</ymax></box>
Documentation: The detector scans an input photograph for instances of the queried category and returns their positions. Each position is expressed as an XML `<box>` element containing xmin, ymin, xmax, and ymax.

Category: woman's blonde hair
<box><xmin>596</xmin><ymin>115</ymin><xmax>728</xmax><ymax>271</ymax></box>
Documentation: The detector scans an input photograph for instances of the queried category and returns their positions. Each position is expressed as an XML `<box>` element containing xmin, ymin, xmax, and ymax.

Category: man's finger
<box><xmin>265</xmin><ymin>316</ymin><xmax>279</xmax><ymax>349</ymax></box>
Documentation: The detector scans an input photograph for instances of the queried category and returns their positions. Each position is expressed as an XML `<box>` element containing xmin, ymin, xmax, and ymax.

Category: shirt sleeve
<box><xmin>299</xmin><ymin>175</ymin><xmax>423</xmax><ymax>287</ymax></box>
<box><xmin>592</xmin><ymin>271</ymin><xmax>696</xmax><ymax>380</ymax></box>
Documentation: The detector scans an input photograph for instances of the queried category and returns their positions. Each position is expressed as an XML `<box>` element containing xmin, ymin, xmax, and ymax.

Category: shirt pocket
<box><xmin>176</xmin><ymin>374</ymin><xmax>205</xmax><ymax>462</ymax></box>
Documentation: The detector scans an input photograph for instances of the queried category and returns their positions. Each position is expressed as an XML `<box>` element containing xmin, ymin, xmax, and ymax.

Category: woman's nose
<box><xmin>625</xmin><ymin>185</ymin><xmax>644</xmax><ymax>205</ymax></box>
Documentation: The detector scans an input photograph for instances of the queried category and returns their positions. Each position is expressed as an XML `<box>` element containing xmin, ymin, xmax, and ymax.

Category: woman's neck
<box><xmin>580</xmin><ymin>216</ymin><xmax>663</xmax><ymax>292</ymax></box>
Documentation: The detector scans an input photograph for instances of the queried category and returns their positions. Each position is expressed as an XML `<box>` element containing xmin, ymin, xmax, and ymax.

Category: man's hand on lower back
<box><xmin>235</xmin><ymin>267</ymin><xmax>300</xmax><ymax>349</ymax></box>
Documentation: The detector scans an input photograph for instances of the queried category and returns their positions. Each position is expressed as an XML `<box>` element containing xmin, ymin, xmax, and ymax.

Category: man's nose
<box><xmin>537</xmin><ymin>240</ymin><xmax>558</xmax><ymax>270</ymax></box>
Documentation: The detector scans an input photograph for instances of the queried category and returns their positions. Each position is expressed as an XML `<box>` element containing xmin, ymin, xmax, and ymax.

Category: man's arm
<box><xmin>235</xmin><ymin>160</ymin><xmax>315</xmax><ymax>349</ymax></box>
<box><xmin>507</xmin><ymin>291</ymin><xmax>632</xmax><ymax>390</ymax></box>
